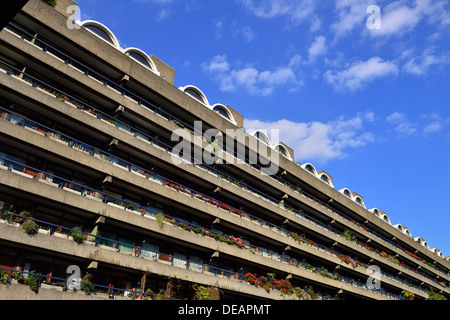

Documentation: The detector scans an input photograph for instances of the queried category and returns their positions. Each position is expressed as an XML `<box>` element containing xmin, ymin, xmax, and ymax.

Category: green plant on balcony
<box><xmin>318</xmin><ymin>266</ymin><xmax>330</xmax><ymax>278</ymax></box>
<box><xmin>22</xmin><ymin>220</ymin><xmax>38</xmax><ymax>235</ymax></box>
<box><xmin>341</xmin><ymin>230</ymin><xmax>357</xmax><ymax>243</ymax></box>
<box><xmin>402</xmin><ymin>291</ymin><xmax>415</xmax><ymax>300</ymax></box>
<box><xmin>428</xmin><ymin>287</ymin><xmax>447</xmax><ymax>300</ymax></box>
<box><xmin>193</xmin><ymin>284</ymin><xmax>210</xmax><ymax>300</ymax></box>
<box><xmin>11</xmin><ymin>272</ymin><xmax>25</xmax><ymax>284</ymax></box>
<box><xmin>14</xmin><ymin>210</ymin><xmax>30</xmax><ymax>224</ymax></box>
<box><xmin>28</xmin><ymin>271</ymin><xmax>40</xmax><ymax>292</ymax></box>
<box><xmin>307</xmin><ymin>285</ymin><xmax>316</xmax><ymax>300</ymax></box>
<box><xmin>380</xmin><ymin>251</ymin><xmax>399</xmax><ymax>265</ymax></box>
<box><xmin>0</xmin><ymin>270</ymin><xmax>9</xmax><ymax>284</ymax></box>
<box><xmin>294</xmin><ymin>287</ymin><xmax>313</xmax><ymax>300</ymax></box>
<box><xmin>69</xmin><ymin>226</ymin><xmax>85</xmax><ymax>244</ymax></box>
<box><xmin>41</xmin><ymin>0</ymin><xmax>58</xmax><ymax>7</ymax></box>
<box><xmin>80</xmin><ymin>273</ymin><xmax>95</xmax><ymax>294</ymax></box>
<box><xmin>1</xmin><ymin>210</ymin><xmax>11</xmax><ymax>221</ymax></box>
<box><xmin>155</xmin><ymin>213</ymin><xmax>164</xmax><ymax>228</ymax></box>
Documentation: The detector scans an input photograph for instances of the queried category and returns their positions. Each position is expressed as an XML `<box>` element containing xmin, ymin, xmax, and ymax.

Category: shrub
<box><xmin>28</xmin><ymin>271</ymin><xmax>40</xmax><ymax>292</ymax></box>
<box><xmin>69</xmin><ymin>226</ymin><xmax>85</xmax><ymax>244</ymax></box>
<box><xmin>1</xmin><ymin>210</ymin><xmax>11</xmax><ymax>221</ymax></box>
<box><xmin>80</xmin><ymin>273</ymin><xmax>95</xmax><ymax>294</ymax></box>
<box><xmin>0</xmin><ymin>270</ymin><xmax>10</xmax><ymax>284</ymax></box>
<box><xmin>308</xmin><ymin>285</ymin><xmax>316</xmax><ymax>300</ymax></box>
<box><xmin>403</xmin><ymin>291</ymin><xmax>415</xmax><ymax>300</ymax></box>
<box><xmin>193</xmin><ymin>284</ymin><xmax>210</xmax><ymax>300</ymax></box>
<box><xmin>428</xmin><ymin>287</ymin><xmax>447</xmax><ymax>300</ymax></box>
<box><xmin>22</xmin><ymin>220</ymin><xmax>38</xmax><ymax>235</ymax></box>
<box><xmin>41</xmin><ymin>0</ymin><xmax>57</xmax><ymax>7</ymax></box>
<box><xmin>341</xmin><ymin>230</ymin><xmax>357</xmax><ymax>242</ymax></box>
<box><xmin>11</xmin><ymin>272</ymin><xmax>25</xmax><ymax>284</ymax></box>
<box><xmin>14</xmin><ymin>210</ymin><xmax>30</xmax><ymax>224</ymax></box>
<box><xmin>155</xmin><ymin>213</ymin><xmax>164</xmax><ymax>228</ymax></box>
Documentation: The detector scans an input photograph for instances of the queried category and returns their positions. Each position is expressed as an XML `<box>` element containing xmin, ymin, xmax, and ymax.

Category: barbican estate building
<box><xmin>0</xmin><ymin>0</ymin><xmax>449</xmax><ymax>301</ymax></box>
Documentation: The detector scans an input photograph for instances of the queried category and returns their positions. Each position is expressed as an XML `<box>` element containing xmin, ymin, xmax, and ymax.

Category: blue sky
<box><xmin>73</xmin><ymin>0</ymin><xmax>449</xmax><ymax>258</ymax></box>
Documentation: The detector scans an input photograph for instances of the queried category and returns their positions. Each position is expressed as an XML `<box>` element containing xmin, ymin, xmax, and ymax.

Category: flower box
<box><xmin>107</xmin><ymin>202</ymin><xmax>125</xmax><ymax>210</ymax></box>
<box><xmin>53</xmin><ymin>232</ymin><xmax>68</xmax><ymax>239</ymax></box>
<box><xmin>38</xmin><ymin>228</ymin><xmax>50</xmax><ymax>235</ymax></box>
<box><xmin>11</xmin><ymin>169</ymin><xmax>33</xmax><ymax>179</ymax></box>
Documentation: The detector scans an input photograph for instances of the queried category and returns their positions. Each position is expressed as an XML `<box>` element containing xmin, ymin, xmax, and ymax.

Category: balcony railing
<box><xmin>2</xmin><ymin>30</ymin><xmax>448</xmax><ymax>283</ymax></box>
<box><xmin>4</xmin><ymin>22</ymin><xmax>441</xmax><ymax>268</ymax></box>
<box><xmin>0</xmin><ymin>266</ymin><xmax>178</xmax><ymax>300</ymax></box>
<box><xmin>0</xmin><ymin>211</ymin><xmax>408</xmax><ymax>300</ymax></box>
<box><xmin>0</xmin><ymin>108</ymin><xmax>446</xmax><ymax>294</ymax></box>
<box><xmin>2</xmin><ymin>24</ymin><xmax>449</xmax><ymax>278</ymax></box>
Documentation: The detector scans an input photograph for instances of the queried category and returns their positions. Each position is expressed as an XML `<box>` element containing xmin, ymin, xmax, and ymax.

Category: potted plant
<box><xmin>28</xmin><ymin>271</ymin><xmax>40</xmax><ymax>292</ymax></box>
<box><xmin>80</xmin><ymin>273</ymin><xmax>95</xmax><ymax>295</ymax></box>
<box><xmin>69</xmin><ymin>226</ymin><xmax>85</xmax><ymax>244</ymax></box>
<box><xmin>22</xmin><ymin>220</ymin><xmax>38</xmax><ymax>235</ymax></box>
<box><xmin>155</xmin><ymin>213</ymin><xmax>164</xmax><ymax>228</ymax></box>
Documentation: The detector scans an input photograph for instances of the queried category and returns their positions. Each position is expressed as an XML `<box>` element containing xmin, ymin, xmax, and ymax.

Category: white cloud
<box><xmin>420</xmin><ymin>113</ymin><xmax>447</xmax><ymax>134</ymax></box>
<box><xmin>202</xmin><ymin>54</ymin><xmax>230</xmax><ymax>74</ymax></box>
<box><xmin>369</xmin><ymin>0</ymin><xmax>450</xmax><ymax>38</ymax></box>
<box><xmin>331</xmin><ymin>0</ymin><xmax>373</xmax><ymax>38</ymax></box>
<box><xmin>235</xmin><ymin>25</ymin><xmax>256</xmax><ymax>42</ymax></box>
<box><xmin>202</xmin><ymin>55</ymin><xmax>304</xmax><ymax>96</ymax></box>
<box><xmin>214</xmin><ymin>20</ymin><xmax>224</xmax><ymax>40</ymax></box>
<box><xmin>308</xmin><ymin>36</ymin><xmax>327</xmax><ymax>63</ymax></box>
<box><xmin>403</xmin><ymin>48</ymin><xmax>450</xmax><ymax>75</ymax></box>
<box><xmin>244</xmin><ymin>111</ymin><xmax>375</xmax><ymax>163</ymax></box>
<box><xmin>331</xmin><ymin>0</ymin><xmax>450</xmax><ymax>38</ymax></box>
<box><xmin>386</xmin><ymin>112</ymin><xmax>417</xmax><ymax>136</ymax></box>
<box><xmin>423</xmin><ymin>122</ymin><xmax>443</xmax><ymax>134</ymax></box>
<box><xmin>324</xmin><ymin>57</ymin><xmax>399</xmax><ymax>92</ymax></box>
<box><xmin>385</xmin><ymin>112</ymin><xmax>449</xmax><ymax>136</ymax></box>
<box><xmin>238</xmin><ymin>0</ymin><xmax>321</xmax><ymax>30</ymax></box>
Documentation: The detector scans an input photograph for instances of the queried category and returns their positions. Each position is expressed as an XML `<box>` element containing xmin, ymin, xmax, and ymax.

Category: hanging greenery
<box><xmin>41</xmin><ymin>0</ymin><xmax>57</xmax><ymax>7</ymax></box>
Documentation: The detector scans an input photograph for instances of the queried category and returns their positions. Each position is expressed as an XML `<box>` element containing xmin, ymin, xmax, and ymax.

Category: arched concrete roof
<box><xmin>211</xmin><ymin>103</ymin><xmax>237</xmax><ymax>125</ymax></box>
<box><xmin>179</xmin><ymin>85</ymin><xmax>210</xmax><ymax>106</ymax></box>
<box><xmin>273</xmin><ymin>143</ymin><xmax>292</xmax><ymax>161</ymax></box>
<box><xmin>124</xmin><ymin>47</ymin><xmax>159</xmax><ymax>73</ymax></box>
<box><xmin>250</xmin><ymin>130</ymin><xmax>271</xmax><ymax>146</ymax></box>
<box><xmin>318</xmin><ymin>172</ymin><xmax>333</xmax><ymax>187</ymax></box>
<box><xmin>302</xmin><ymin>163</ymin><xmax>317</xmax><ymax>176</ymax></box>
<box><xmin>81</xmin><ymin>20</ymin><xmax>120</xmax><ymax>48</ymax></box>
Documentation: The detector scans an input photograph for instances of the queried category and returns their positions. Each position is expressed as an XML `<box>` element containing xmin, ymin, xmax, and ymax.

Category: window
<box><xmin>128</xmin><ymin>51</ymin><xmax>151</xmax><ymax>68</ymax></box>
<box><xmin>320</xmin><ymin>174</ymin><xmax>330</xmax><ymax>184</ymax></box>
<box><xmin>85</xmin><ymin>25</ymin><xmax>114</xmax><ymax>45</ymax></box>
<box><xmin>254</xmin><ymin>131</ymin><xmax>270</xmax><ymax>145</ymax></box>
<box><xmin>305</xmin><ymin>165</ymin><xmax>315</xmax><ymax>174</ymax></box>
<box><xmin>185</xmin><ymin>89</ymin><xmax>204</xmax><ymax>103</ymax></box>
<box><xmin>213</xmin><ymin>106</ymin><xmax>230</xmax><ymax>119</ymax></box>
<box><xmin>343</xmin><ymin>189</ymin><xmax>351</xmax><ymax>197</ymax></box>
<box><xmin>275</xmin><ymin>145</ymin><xmax>288</xmax><ymax>157</ymax></box>
<box><xmin>181</xmin><ymin>86</ymin><xmax>209</xmax><ymax>105</ymax></box>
